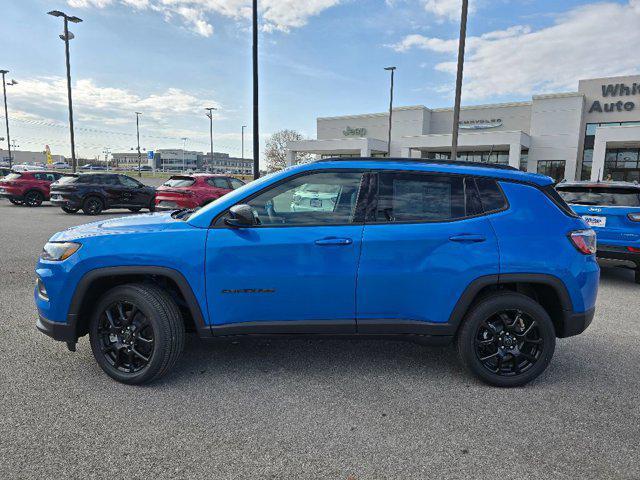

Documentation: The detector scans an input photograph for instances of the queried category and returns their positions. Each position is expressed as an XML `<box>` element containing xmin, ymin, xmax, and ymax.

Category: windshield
<box><xmin>557</xmin><ymin>186</ymin><xmax>640</xmax><ymax>206</ymax></box>
<box><xmin>4</xmin><ymin>173</ymin><xmax>22</xmax><ymax>181</ymax></box>
<box><xmin>164</xmin><ymin>176</ymin><xmax>195</xmax><ymax>188</ymax></box>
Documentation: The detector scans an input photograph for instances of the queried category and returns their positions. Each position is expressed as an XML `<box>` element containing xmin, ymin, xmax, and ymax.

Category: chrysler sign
<box><xmin>459</xmin><ymin>119</ymin><xmax>503</xmax><ymax>130</ymax></box>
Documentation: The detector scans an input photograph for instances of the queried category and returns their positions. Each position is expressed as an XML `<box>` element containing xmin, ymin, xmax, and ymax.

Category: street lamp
<box><xmin>450</xmin><ymin>0</ymin><xmax>469</xmax><ymax>162</ymax></box>
<box><xmin>135</xmin><ymin>111</ymin><xmax>142</xmax><ymax>176</ymax></box>
<box><xmin>241</xmin><ymin>125</ymin><xmax>247</xmax><ymax>160</ymax></box>
<box><xmin>181</xmin><ymin>137</ymin><xmax>188</xmax><ymax>172</ymax></box>
<box><xmin>252</xmin><ymin>0</ymin><xmax>259</xmax><ymax>179</ymax></box>
<box><xmin>384</xmin><ymin>66</ymin><xmax>396</xmax><ymax>158</ymax></box>
<box><xmin>48</xmin><ymin>10</ymin><xmax>82</xmax><ymax>173</ymax></box>
<box><xmin>205</xmin><ymin>107</ymin><xmax>217</xmax><ymax>172</ymax></box>
<box><xmin>0</xmin><ymin>70</ymin><xmax>17</xmax><ymax>168</ymax></box>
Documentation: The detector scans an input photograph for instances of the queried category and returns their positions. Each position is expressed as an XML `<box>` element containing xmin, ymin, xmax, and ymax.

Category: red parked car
<box><xmin>155</xmin><ymin>174</ymin><xmax>245</xmax><ymax>210</ymax></box>
<box><xmin>0</xmin><ymin>170</ymin><xmax>64</xmax><ymax>207</ymax></box>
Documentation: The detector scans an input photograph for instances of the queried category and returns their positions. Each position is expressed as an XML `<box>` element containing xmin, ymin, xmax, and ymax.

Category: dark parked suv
<box><xmin>49</xmin><ymin>173</ymin><xmax>155</xmax><ymax>215</ymax></box>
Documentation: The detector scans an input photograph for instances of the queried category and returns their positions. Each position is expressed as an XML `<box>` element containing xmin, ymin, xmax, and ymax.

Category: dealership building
<box><xmin>287</xmin><ymin>75</ymin><xmax>640</xmax><ymax>182</ymax></box>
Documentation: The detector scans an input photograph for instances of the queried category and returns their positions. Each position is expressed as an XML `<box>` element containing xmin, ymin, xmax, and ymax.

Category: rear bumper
<box><xmin>559</xmin><ymin>307</ymin><xmax>595</xmax><ymax>338</ymax></box>
<box><xmin>50</xmin><ymin>195</ymin><xmax>82</xmax><ymax>209</ymax></box>
<box><xmin>597</xmin><ymin>245</ymin><xmax>640</xmax><ymax>266</ymax></box>
<box><xmin>155</xmin><ymin>198</ymin><xmax>197</xmax><ymax>210</ymax></box>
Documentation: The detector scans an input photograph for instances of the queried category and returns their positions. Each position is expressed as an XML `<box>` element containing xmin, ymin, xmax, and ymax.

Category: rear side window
<box><xmin>230</xmin><ymin>178</ymin><xmax>245</xmax><ymax>189</ymax></box>
<box><xmin>372</xmin><ymin>172</ymin><xmax>466</xmax><ymax>222</ymax></box>
<box><xmin>164</xmin><ymin>176</ymin><xmax>195</xmax><ymax>188</ymax></box>
<box><xmin>475</xmin><ymin>178</ymin><xmax>508</xmax><ymax>213</ymax></box>
<box><xmin>208</xmin><ymin>177</ymin><xmax>230</xmax><ymax>189</ymax></box>
<box><xmin>556</xmin><ymin>186</ymin><xmax>640</xmax><ymax>207</ymax></box>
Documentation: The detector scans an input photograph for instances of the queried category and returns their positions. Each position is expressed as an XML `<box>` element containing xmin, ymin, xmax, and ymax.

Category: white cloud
<box><xmin>391</xmin><ymin>1</ymin><xmax>640</xmax><ymax>100</ymax></box>
<box><xmin>65</xmin><ymin>0</ymin><xmax>340</xmax><ymax>37</ymax></box>
<box><xmin>423</xmin><ymin>0</ymin><xmax>475</xmax><ymax>22</ymax></box>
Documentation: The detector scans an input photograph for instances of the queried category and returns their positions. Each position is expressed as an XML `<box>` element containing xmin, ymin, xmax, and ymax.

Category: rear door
<box><xmin>206</xmin><ymin>177</ymin><xmax>231</xmax><ymax>199</ymax></box>
<box><xmin>356</xmin><ymin>171</ymin><xmax>500</xmax><ymax>329</ymax></box>
<box><xmin>118</xmin><ymin>175</ymin><xmax>149</xmax><ymax>207</ymax></box>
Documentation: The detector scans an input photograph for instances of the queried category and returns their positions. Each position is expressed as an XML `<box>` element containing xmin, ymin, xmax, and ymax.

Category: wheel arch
<box><xmin>449</xmin><ymin>274</ymin><xmax>574</xmax><ymax>338</ymax></box>
<box><xmin>67</xmin><ymin>266</ymin><xmax>211</xmax><ymax>341</ymax></box>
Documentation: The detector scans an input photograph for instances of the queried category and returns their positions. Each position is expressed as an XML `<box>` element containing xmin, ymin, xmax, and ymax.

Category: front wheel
<box><xmin>24</xmin><ymin>191</ymin><xmax>44</xmax><ymax>207</ymax></box>
<box><xmin>89</xmin><ymin>284</ymin><xmax>185</xmax><ymax>385</ymax></box>
<box><xmin>61</xmin><ymin>206</ymin><xmax>80</xmax><ymax>214</ymax></box>
<box><xmin>456</xmin><ymin>292</ymin><xmax>556</xmax><ymax>387</ymax></box>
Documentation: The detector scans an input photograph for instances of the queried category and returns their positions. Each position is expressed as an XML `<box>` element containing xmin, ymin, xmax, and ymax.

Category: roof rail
<box><xmin>314</xmin><ymin>157</ymin><xmax>519</xmax><ymax>171</ymax></box>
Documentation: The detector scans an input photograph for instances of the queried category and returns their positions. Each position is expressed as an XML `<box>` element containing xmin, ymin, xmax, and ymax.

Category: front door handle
<box><xmin>449</xmin><ymin>234</ymin><xmax>487</xmax><ymax>243</ymax></box>
<box><xmin>314</xmin><ymin>237</ymin><xmax>353</xmax><ymax>246</ymax></box>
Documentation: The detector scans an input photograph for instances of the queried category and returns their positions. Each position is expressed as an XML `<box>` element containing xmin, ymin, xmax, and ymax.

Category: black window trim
<box><xmin>210</xmin><ymin>168</ymin><xmax>369</xmax><ymax>229</ymax></box>
<box><xmin>362</xmin><ymin>169</ymin><xmax>510</xmax><ymax>226</ymax></box>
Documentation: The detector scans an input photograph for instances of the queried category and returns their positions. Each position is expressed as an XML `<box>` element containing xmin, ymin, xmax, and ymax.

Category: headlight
<box><xmin>41</xmin><ymin>242</ymin><xmax>81</xmax><ymax>261</ymax></box>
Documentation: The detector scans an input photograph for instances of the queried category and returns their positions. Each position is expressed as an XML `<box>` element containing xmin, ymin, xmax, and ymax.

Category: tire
<box><xmin>635</xmin><ymin>267</ymin><xmax>640</xmax><ymax>285</ymax></box>
<box><xmin>8</xmin><ymin>198</ymin><xmax>23</xmax><ymax>206</ymax></box>
<box><xmin>24</xmin><ymin>190</ymin><xmax>44</xmax><ymax>207</ymax></box>
<box><xmin>456</xmin><ymin>292</ymin><xmax>556</xmax><ymax>387</ymax></box>
<box><xmin>82</xmin><ymin>196</ymin><xmax>104</xmax><ymax>215</ymax></box>
<box><xmin>148</xmin><ymin>199</ymin><xmax>156</xmax><ymax>212</ymax></box>
<box><xmin>61</xmin><ymin>206</ymin><xmax>80</xmax><ymax>214</ymax></box>
<box><xmin>89</xmin><ymin>284</ymin><xmax>185</xmax><ymax>385</ymax></box>
<box><xmin>128</xmin><ymin>207</ymin><xmax>142</xmax><ymax>212</ymax></box>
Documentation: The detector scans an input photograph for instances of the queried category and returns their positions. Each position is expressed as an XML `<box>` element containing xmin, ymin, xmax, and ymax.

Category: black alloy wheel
<box><xmin>24</xmin><ymin>190</ymin><xmax>44</xmax><ymax>207</ymax></box>
<box><xmin>474</xmin><ymin>310</ymin><xmax>543</xmax><ymax>376</ymax></box>
<box><xmin>61</xmin><ymin>206</ymin><xmax>80</xmax><ymax>214</ymax></box>
<box><xmin>82</xmin><ymin>196</ymin><xmax>104</xmax><ymax>215</ymax></box>
<box><xmin>9</xmin><ymin>198</ymin><xmax>23</xmax><ymax>206</ymax></box>
<box><xmin>457</xmin><ymin>292</ymin><xmax>556</xmax><ymax>387</ymax></box>
<box><xmin>89</xmin><ymin>284</ymin><xmax>185</xmax><ymax>384</ymax></box>
<box><xmin>96</xmin><ymin>300</ymin><xmax>155</xmax><ymax>374</ymax></box>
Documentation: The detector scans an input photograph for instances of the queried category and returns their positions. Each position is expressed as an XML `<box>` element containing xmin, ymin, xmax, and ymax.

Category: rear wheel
<box><xmin>82</xmin><ymin>196</ymin><xmax>104</xmax><ymax>215</ymax></box>
<box><xmin>128</xmin><ymin>207</ymin><xmax>142</xmax><ymax>212</ymax></box>
<box><xmin>635</xmin><ymin>267</ymin><xmax>640</xmax><ymax>284</ymax></box>
<box><xmin>24</xmin><ymin>190</ymin><xmax>44</xmax><ymax>207</ymax></box>
<box><xmin>89</xmin><ymin>284</ymin><xmax>185</xmax><ymax>385</ymax></box>
<box><xmin>148</xmin><ymin>198</ymin><xmax>156</xmax><ymax>212</ymax></box>
<box><xmin>8</xmin><ymin>198</ymin><xmax>23</xmax><ymax>206</ymax></box>
<box><xmin>456</xmin><ymin>292</ymin><xmax>556</xmax><ymax>387</ymax></box>
<box><xmin>61</xmin><ymin>206</ymin><xmax>79</xmax><ymax>214</ymax></box>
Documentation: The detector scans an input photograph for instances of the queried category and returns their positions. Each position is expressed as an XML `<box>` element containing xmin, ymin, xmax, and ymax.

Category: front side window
<box><xmin>208</xmin><ymin>177</ymin><xmax>230</xmax><ymax>189</ymax></box>
<box><xmin>371</xmin><ymin>172</ymin><xmax>467</xmax><ymax>222</ymax></box>
<box><xmin>119</xmin><ymin>175</ymin><xmax>141</xmax><ymax>188</ymax></box>
<box><xmin>228</xmin><ymin>171</ymin><xmax>364</xmax><ymax>227</ymax></box>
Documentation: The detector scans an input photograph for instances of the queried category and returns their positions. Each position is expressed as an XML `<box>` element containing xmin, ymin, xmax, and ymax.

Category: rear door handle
<box><xmin>449</xmin><ymin>234</ymin><xmax>486</xmax><ymax>243</ymax></box>
<box><xmin>314</xmin><ymin>237</ymin><xmax>353</xmax><ymax>246</ymax></box>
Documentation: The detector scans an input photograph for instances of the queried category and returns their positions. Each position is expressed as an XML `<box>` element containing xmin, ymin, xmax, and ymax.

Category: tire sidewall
<box><xmin>89</xmin><ymin>286</ymin><xmax>170</xmax><ymax>384</ymax></box>
<box><xmin>457</xmin><ymin>293</ymin><xmax>556</xmax><ymax>387</ymax></box>
<box><xmin>25</xmin><ymin>190</ymin><xmax>43</xmax><ymax>207</ymax></box>
<box><xmin>83</xmin><ymin>196</ymin><xmax>104</xmax><ymax>215</ymax></box>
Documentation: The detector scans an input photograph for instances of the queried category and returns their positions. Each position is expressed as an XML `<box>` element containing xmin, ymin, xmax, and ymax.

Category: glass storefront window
<box><xmin>581</xmin><ymin>149</ymin><xmax>593</xmax><ymax>180</ymax></box>
<box><xmin>618</xmin><ymin>150</ymin><xmax>639</xmax><ymax>169</ymax></box>
<box><xmin>585</xmin><ymin>124</ymin><xmax>598</xmax><ymax>136</ymax></box>
<box><xmin>537</xmin><ymin>160</ymin><xmax>566</xmax><ymax>181</ymax></box>
<box><xmin>603</xmin><ymin>148</ymin><xmax>640</xmax><ymax>182</ymax></box>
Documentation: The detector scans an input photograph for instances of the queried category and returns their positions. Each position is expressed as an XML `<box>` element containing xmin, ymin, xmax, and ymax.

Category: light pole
<box><xmin>450</xmin><ymin>0</ymin><xmax>468</xmax><ymax>162</ymax></box>
<box><xmin>102</xmin><ymin>147</ymin><xmax>111</xmax><ymax>170</ymax></box>
<box><xmin>135</xmin><ymin>111</ymin><xmax>142</xmax><ymax>176</ymax></box>
<box><xmin>252</xmin><ymin>0</ymin><xmax>260</xmax><ymax>179</ymax></box>
<box><xmin>48</xmin><ymin>10</ymin><xmax>82</xmax><ymax>173</ymax></box>
<box><xmin>384</xmin><ymin>66</ymin><xmax>396</xmax><ymax>158</ymax></box>
<box><xmin>241</xmin><ymin>125</ymin><xmax>247</xmax><ymax>160</ymax></box>
<box><xmin>181</xmin><ymin>137</ymin><xmax>188</xmax><ymax>172</ymax></box>
<box><xmin>0</xmin><ymin>71</ymin><xmax>17</xmax><ymax>168</ymax></box>
<box><xmin>205</xmin><ymin>107</ymin><xmax>217</xmax><ymax>172</ymax></box>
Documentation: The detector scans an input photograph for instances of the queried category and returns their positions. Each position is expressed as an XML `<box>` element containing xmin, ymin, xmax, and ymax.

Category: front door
<box><xmin>356</xmin><ymin>171</ymin><xmax>500</xmax><ymax>329</ymax></box>
<box><xmin>205</xmin><ymin>170</ymin><xmax>366</xmax><ymax>333</ymax></box>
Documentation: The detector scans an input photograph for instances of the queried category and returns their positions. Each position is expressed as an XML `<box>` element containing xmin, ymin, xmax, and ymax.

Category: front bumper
<box><xmin>36</xmin><ymin>314</ymin><xmax>77</xmax><ymax>347</ymax></box>
<box><xmin>0</xmin><ymin>189</ymin><xmax>24</xmax><ymax>200</ymax></box>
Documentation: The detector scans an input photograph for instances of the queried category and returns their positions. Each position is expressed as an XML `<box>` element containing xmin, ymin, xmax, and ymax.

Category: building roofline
<box><xmin>318</xmin><ymin>105</ymin><xmax>429</xmax><ymax>121</ymax></box>
<box><xmin>578</xmin><ymin>74</ymin><xmax>640</xmax><ymax>84</ymax></box>
<box><xmin>532</xmin><ymin>92</ymin><xmax>583</xmax><ymax>100</ymax></box>
<box><xmin>431</xmin><ymin>101</ymin><xmax>533</xmax><ymax>112</ymax></box>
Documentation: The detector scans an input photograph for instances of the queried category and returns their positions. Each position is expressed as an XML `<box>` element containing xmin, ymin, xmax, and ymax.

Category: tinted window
<box><xmin>373</xmin><ymin>172</ymin><xmax>466</xmax><ymax>222</ymax></box>
<box><xmin>238</xmin><ymin>171</ymin><xmax>363</xmax><ymax>226</ymax></box>
<box><xmin>475</xmin><ymin>178</ymin><xmax>508</xmax><ymax>212</ymax></box>
<box><xmin>119</xmin><ymin>175</ymin><xmax>141</xmax><ymax>187</ymax></box>
<box><xmin>164</xmin><ymin>176</ymin><xmax>195</xmax><ymax>188</ymax></box>
<box><xmin>34</xmin><ymin>173</ymin><xmax>57</xmax><ymax>182</ymax></box>
<box><xmin>557</xmin><ymin>186</ymin><xmax>640</xmax><ymax>207</ymax></box>
<box><xmin>229</xmin><ymin>178</ymin><xmax>244</xmax><ymax>189</ymax></box>
<box><xmin>208</xmin><ymin>177</ymin><xmax>230</xmax><ymax>189</ymax></box>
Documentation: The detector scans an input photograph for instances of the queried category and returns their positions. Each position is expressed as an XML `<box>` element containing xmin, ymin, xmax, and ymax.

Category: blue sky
<box><xmin>2</xmin><ymin>0</ymin><xmax>640</xmax><ymax>163</ymax></box>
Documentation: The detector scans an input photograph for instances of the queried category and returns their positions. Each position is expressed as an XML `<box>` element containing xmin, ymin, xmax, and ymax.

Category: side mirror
<box><xmin>224</xmin><ymin>204</ymin><xmax>256</xmax><ymax>228</ymax></box>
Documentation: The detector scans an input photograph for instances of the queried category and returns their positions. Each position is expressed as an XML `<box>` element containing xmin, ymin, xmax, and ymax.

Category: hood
<box><xmin>50</xmin><ymin>212</ymin><xmax>187</xmax><ymax>242</ymax></box>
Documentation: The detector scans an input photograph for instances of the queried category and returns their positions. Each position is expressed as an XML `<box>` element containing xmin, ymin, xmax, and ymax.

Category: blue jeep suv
<box><xmin>556</xmin><ymin>181</ymin><xmax>640</xmax><ymax>283</ymax></box>
<box><xmin>35</xmin><ymin>159</ymin><xmax>599</xmax><ymax>387</ymax></box>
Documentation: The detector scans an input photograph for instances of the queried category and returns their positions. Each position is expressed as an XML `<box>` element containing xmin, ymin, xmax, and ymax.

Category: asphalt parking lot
<box><xmin>0</xmin><ymin>200</ymin><xmax>639</xmax><ymax>480</ymax></box>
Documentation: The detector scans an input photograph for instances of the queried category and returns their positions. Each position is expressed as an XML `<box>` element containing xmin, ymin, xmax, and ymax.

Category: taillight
<box><xmin>628</xmin><ymin>213</ymin><xmax>640</xmax><ymax>222</ymax></box>
<box><xmin>569</xmin><ymin>229</ymin><xmax>597</xmax><ymax>255</ymax></box>
<box><xmin>628</xmin><ymin>246</ymin><xmax>640</xmax><ymax>253</ymax></box>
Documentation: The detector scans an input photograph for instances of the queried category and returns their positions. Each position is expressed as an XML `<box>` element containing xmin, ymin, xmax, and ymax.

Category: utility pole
<box><xmin>252</xmin><ymin>0</ymin><xmax>260</xmax><ymax>179</ymax></box>
<box><xmin>103</xmin><ymin>147</ymin><xmax>111</xmax><ymax>170</ymax></box>
<box><xmin>384</xmin><ymin>66</ymin><xmax>396</xmax><ymax>158</ymax></box>
<box><xmin>0</xmin><ymin>71</ymin><xmax>17</xmax><ymax>168</ymax></box>
<box><xmin>135</xmin><ymin>111</ymin><xmax>142</xmax><ymax>176</ymax></box>
<box><xmin>242</xmin><ymin>125</ymin><xmax>247</xmax><ymax>160</ymax></box>
<box><xmin>181</xmin><ymin>137</ymin><xmax>187</xmax><ymax>172</ymax></box>
<box><xmin>205</xmin><ymin>107</ymin><xmax>217</xmax><ymax>172</ymax></box>
<box><xmin>450</xmin><ymin>0</ymin><xmax>468</xmax><ymax>162</ymax></box>
<box><xmin>48</xmin><ymin>10</ymin><xmax>82</xmax><ymax>173</ymax></box>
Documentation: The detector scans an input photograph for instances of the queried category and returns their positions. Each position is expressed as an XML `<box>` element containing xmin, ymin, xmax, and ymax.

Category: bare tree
<box><xmin>264</xmin><ymin>129</ymin><xmax>313</xmax><ymax>172</ymax></box>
